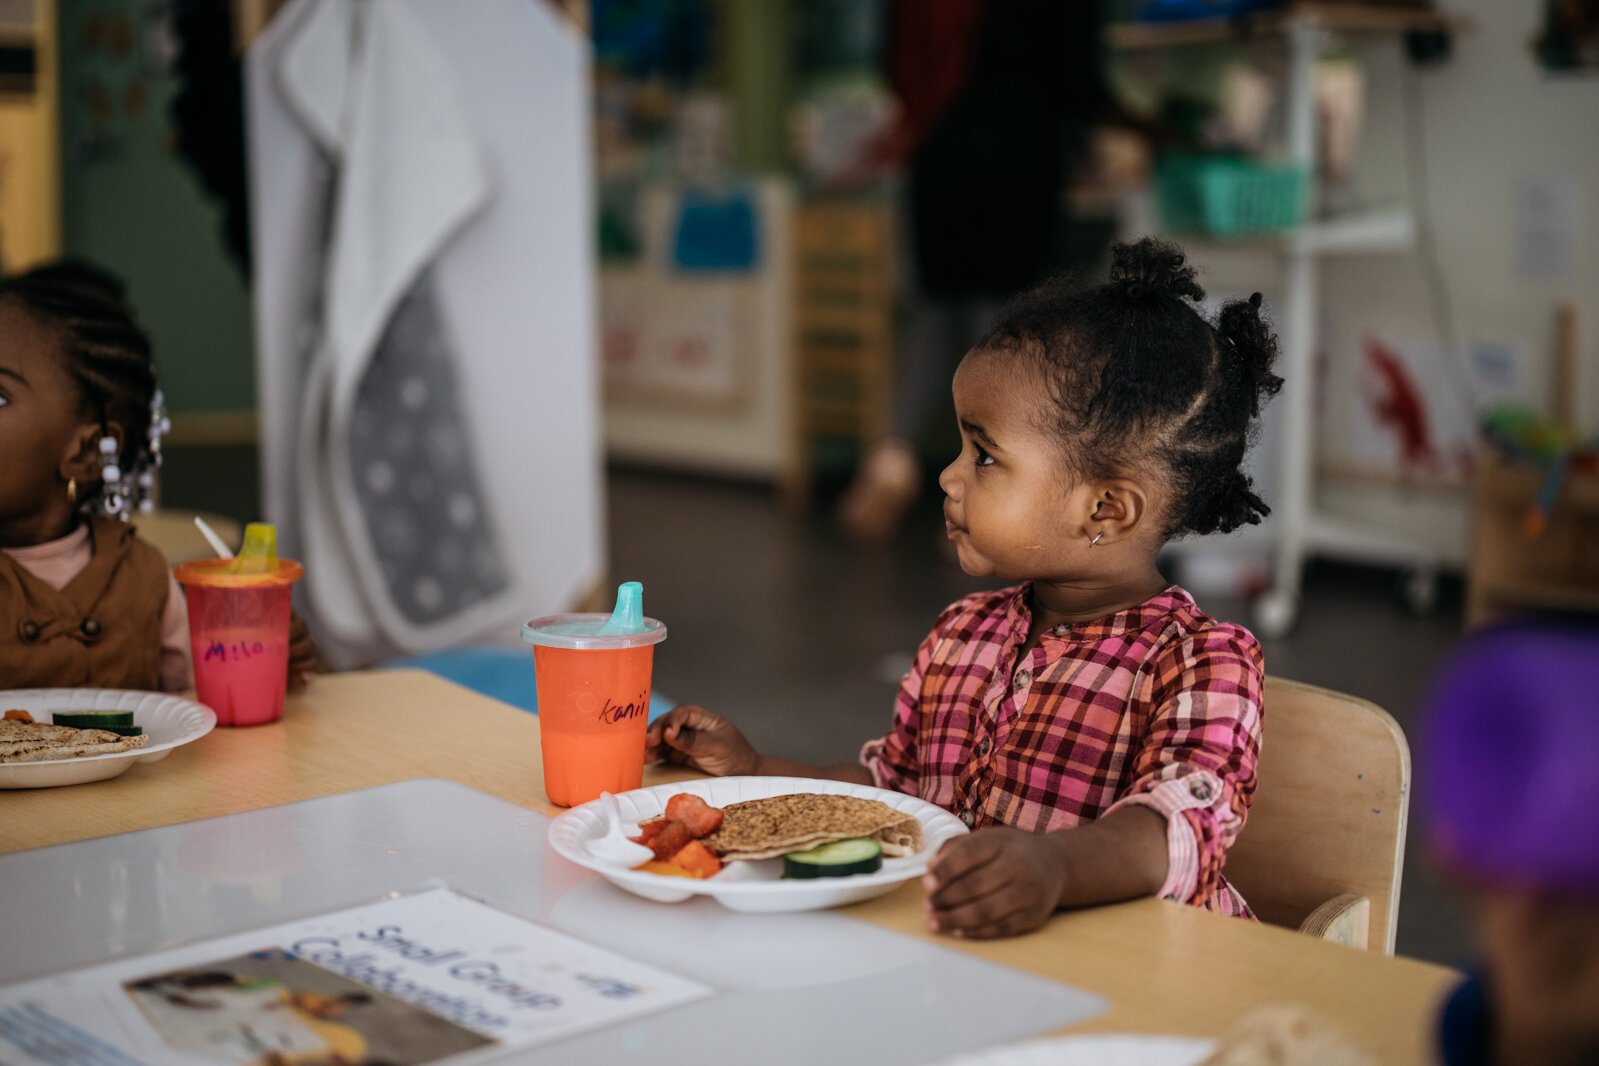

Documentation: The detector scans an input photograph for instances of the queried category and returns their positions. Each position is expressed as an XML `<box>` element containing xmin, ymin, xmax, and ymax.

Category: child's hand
<box><xmin>644</xmin><ymin>704</ymin><xmax>759</xmax><ymax>777</ymax></box>
<box><xmin>286</xmin><ymin>612</ymin><xmax>318</xmax><ymax>692</ymax></box>
<box><xmin>923</xmin><ymin>827</ymin><xmax>1067</xmax><ymax>939</ymax></box>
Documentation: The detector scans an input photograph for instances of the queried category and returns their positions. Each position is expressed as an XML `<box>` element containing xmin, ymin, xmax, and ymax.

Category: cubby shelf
<box><xmin>1467</xmin><ymin>457</ymin><xmax>1599</xmax><ymax>626</ymax></box>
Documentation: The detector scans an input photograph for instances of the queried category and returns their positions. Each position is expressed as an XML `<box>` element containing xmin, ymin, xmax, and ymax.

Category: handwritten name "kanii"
<box><xmin>598</xmin><ymin>692</ymin><xmax>650</xmax><ymax>725</ymax></box>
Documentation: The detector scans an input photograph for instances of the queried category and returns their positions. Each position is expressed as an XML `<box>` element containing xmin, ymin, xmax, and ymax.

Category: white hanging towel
<box><xmin>248</xmin><ymin>0</ymin><xmax>606</xmax><ymax>668</ymax></box>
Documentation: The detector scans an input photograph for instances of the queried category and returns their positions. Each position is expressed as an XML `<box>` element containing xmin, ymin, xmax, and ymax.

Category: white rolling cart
<box><xmin>1111</xmin><ymin>2</ymin><xmax>1462</xmax><ymax>636</ymax></box>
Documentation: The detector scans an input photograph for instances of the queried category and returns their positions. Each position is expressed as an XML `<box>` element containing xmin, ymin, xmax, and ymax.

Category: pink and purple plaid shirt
<box><xmin>860</xmin><ymin>584</ymin><xmax>1263</xmax><ymax>916</ymax></box>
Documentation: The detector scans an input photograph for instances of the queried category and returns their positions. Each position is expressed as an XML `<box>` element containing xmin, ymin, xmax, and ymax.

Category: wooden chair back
<box><xmin>1224</xmin><ymin>676</ymin><xmax>1411</xmax><ymax>953</ymax></box>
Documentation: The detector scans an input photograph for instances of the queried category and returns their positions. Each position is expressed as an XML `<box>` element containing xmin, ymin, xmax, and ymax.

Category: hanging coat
<box><xmin>247</xmin><ymin>0</ymin><xmax>603</xmax><ymax>668</ymax></box>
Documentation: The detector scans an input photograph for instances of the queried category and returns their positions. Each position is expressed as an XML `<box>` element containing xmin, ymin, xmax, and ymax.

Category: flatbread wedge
<box><xmin>700</xmin><ymin>793</ymin><xmax>923</xmax><ymax>862</ymax></box>
<box><xmin>0</xmin><ymin>719</ymin><xmax>149</xmax><ymax>763</ymax></box>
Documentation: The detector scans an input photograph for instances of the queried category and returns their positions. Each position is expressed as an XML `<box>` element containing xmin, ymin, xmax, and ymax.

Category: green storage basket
<box><xmin>1156</xmin><ymin>157</ymin><xmax>1307</xmax><ymax>236</ymax></box>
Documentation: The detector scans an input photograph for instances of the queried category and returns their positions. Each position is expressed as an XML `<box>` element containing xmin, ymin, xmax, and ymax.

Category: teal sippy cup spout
<box><xmin>595</xmin><ymin>581</ymin><xmax>645</xmax><ymax>635</ymax></box>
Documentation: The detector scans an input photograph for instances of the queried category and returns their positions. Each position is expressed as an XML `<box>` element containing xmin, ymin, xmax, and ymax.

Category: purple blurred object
<box><xmin>1419</xmin><ymin>621</ymin><xmax>1599</xmax><ymax>897</ymax></box>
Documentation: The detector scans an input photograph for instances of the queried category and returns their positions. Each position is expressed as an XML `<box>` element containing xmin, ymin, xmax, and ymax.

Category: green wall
<box><xmin>722</xmin><ymin>0</ymin><xmax>791</xmax><ymax>175</ymax></box>
<box><xmin>56</xmin><ymin>0</ymin><xmax>254</xmax><ymax>413</ymax></box>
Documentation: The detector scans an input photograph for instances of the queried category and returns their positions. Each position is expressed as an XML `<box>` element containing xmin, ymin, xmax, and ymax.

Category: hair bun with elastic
<box><xmin>1107</xmin><ymin>237</ymin><xmax>1205</xmax><ymax>303</ymax></box>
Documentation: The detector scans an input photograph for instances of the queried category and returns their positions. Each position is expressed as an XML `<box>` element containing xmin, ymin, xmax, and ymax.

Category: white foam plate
<box><xmin>0</xmin><ymin>689</ymin><xmax>216</xmax><ymax>789</ymax></box>
<box><xmin>547</xmin><ymin>776</ymin><xmax>967</xmax><ymax>913</ymax></box>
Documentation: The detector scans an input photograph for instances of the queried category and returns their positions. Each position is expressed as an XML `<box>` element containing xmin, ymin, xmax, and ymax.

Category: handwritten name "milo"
<box><xmin>598</xmin><ymin>691</ymin><xmax>650</xmax><ymax>725</ymax></box>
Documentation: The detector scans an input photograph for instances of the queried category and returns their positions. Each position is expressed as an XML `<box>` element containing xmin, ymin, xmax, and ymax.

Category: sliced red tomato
<box><xmin>648</xmin><ymin>820</ymin><xmax>693</xmax><ymax>861</ymax></box>
<box><xmin>664</xmin><ymin>793</ymin><xmax>725</xmax><ymax>838</ymax></box>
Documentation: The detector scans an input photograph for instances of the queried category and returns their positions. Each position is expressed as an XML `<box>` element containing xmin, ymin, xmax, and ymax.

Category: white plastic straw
<box><xmin>193</xmin><ymin>515</ymin><xmax>236</xmax><ymax>560</ymax></box>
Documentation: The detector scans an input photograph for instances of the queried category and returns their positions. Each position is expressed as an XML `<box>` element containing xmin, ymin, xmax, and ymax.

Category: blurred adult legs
<box><xmin>838</xmin><ymin>296</ymin><xmax>998</xmax><ymax>544</ymax></box>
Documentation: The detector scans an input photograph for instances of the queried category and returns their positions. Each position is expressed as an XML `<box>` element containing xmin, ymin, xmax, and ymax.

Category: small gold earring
<box><xmin>67</xmin><ymin>477</ymin><xmax>77</xmax><ymax>504</ymax></box>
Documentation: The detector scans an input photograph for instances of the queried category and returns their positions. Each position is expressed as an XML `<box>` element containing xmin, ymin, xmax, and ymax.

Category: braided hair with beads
<box><xmin>978</xmin><ymin>236</ymin><xmax>1283</xmax><ymax>537</ymax></box>
<box><xmin>0</xmin><ymin>269</ymin><xmax>169</xmax><ymax>520</ymax></box>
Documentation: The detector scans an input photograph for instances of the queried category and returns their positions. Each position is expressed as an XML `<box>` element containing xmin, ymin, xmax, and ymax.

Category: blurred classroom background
<box><xmin>2</xmin><ymin>0</ymin><xmax>1597</xmax><ymax>966</ymax></box>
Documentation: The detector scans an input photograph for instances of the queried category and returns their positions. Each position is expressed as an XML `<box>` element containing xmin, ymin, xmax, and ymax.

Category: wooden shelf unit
<box><xmin>784</xmin><ymin>199</ymin><xmax>895</xmax><ymax>508</ymax></box>
<box><xmin>0</xmin><ymin>0</ymin><xmax>58</xmax><ymax>265</ymax></box>
<box><xmin>1112</xmin><ymin>3</ymin><xmax>1473</xmax><ymax>635</ymax></box>
<box><xmin>1467</xmin><ymin>456</ymin><xmax>1599</xmax><ymax>626</ymax></box>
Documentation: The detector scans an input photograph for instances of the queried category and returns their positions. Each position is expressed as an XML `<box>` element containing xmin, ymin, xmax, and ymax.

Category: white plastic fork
<box><xmin>587</xmin><ymin>791</ymin><xmax>654</xmax><ymax>868</ymax></box>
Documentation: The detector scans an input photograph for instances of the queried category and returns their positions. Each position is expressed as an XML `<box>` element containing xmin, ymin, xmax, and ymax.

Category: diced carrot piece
<box><xmin>665</xmin><ymin>794</ymin><xmax>725</xmax><ymax>838</ymax></box>
<box><xmin>3</xmin><ymin>710</ymin><xmax>33</xmax><ymax>723</ymax></box>
<box><xmin>637</xmin><ymin>860</ymin><xmax>702</xmax><ymax>879</ymax></box>
<box><xmin>667</xmin><ymin>839</ymin><xmax>723</xmax><ymax>879</ymax></box>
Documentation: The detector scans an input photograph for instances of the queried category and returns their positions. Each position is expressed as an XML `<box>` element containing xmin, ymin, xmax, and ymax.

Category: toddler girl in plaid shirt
<box><xmin>647</xmin><ymin>238</ymin><xmax>1279</xmax><ymax>938</ymax></box>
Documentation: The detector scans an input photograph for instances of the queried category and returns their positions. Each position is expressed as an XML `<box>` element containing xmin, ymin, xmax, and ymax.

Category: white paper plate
<box><xmin>932</xmin><ymin>1034</ymin><xmax>1215</xmax><ymax>1066</ymax></box>
<box><xmin>0</xmin><ymin>689</ymin><xmax>217</xmax><ymax>789</ymax></box>
<box><xmin>547</xmin><ymin>776</ymin><xmax>967</xmax><ymax>913</ymax></box>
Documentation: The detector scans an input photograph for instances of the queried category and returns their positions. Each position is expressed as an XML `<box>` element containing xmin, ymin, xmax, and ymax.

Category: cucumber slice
<box><xmin>101</xmin><ymin>725</ymin><xmax>144</xmax><ymax>737</ymax></box>
<box><xmin>52</xmin><ymin>712</ymin><xmax>134</xmax><ymax>728</ymax></box>
<box><xmin>783</xmin><ymin>838</ymin><xmax>883</xmax><ymax>880</ymax></box>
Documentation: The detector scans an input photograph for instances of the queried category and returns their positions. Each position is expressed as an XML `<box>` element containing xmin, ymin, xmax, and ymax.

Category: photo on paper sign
<box><xmin>124</xmin><ymin>949</ymin><xmax>495</xmax><ymax>1066</ymax></box>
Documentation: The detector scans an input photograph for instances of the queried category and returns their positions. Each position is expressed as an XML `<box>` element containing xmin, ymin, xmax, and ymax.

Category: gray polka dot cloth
<box><xmin>349</xmin><ymin>274</ymin><xmax>509</xmax><ymax>625</ymax></box>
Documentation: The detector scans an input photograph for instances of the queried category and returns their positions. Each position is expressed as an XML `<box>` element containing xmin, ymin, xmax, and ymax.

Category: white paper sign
<box><xmin>1514</xmin><ymin>173</ymin><xmax>1584</xmax><ymax>283</ymax></box>
<box><xmin>0</xmin><ymin>888</ymin><xmax>710</xmax><ymax>1065</ymax></box>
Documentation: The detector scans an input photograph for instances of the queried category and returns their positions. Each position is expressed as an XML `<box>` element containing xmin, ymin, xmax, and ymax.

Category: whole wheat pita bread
<box><xmin>0</xmin><ymin>719</ymin><xmax>149</xmax><ymax>763</ymax></box>
<box><xmin>698</xmin><ymin>793</ymin><xmax>923</xmax><ymax>861</ymax></box>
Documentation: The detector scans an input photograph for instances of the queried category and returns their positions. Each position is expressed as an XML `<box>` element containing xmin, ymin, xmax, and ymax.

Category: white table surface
<box><xmin>0</xmin><ymin>778</ymin><xmax>1106</xmax><ymax>1064</ymax></box>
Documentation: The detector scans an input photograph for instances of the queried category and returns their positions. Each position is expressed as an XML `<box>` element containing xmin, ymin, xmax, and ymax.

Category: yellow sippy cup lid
<box><xmin>229</xmin><ymin>523</ymin><xmax>279</xmax><ymax>575</ymax></box>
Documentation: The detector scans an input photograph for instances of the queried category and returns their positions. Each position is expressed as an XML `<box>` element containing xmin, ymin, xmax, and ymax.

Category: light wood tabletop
<box><xmin>2</xmin><ymin>670</ymin><xmax>1459</xmax><ymax>1062</ymax></box>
